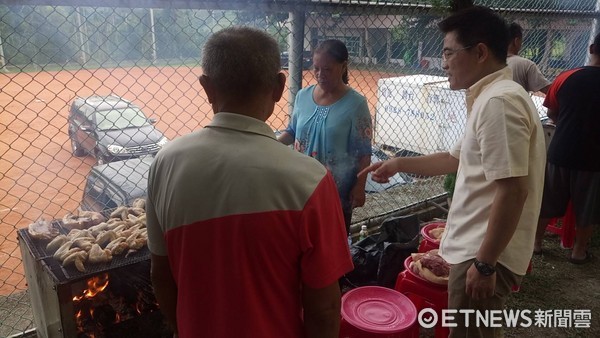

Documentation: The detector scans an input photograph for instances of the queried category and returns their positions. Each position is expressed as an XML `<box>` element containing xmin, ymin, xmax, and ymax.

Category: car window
<box><xmin>122</xmin><ymin>179</ymin><xmax>147</xmax><ymax>204</ymax></box>
<box><xmin>105</xmin><ymin>168</ymin><xmax>148</xmax><ymax>204</ymax></box>
<box><xmin>95</xmin><ymin>107</ymin><xmax>150</xmax><ymax>131</ymax></box>
<box><xmin>81</xmin><ymin>157</ymin><xmax>152</xmax><ymax>211</ymax></box>
<box><xmin>83</xmin><ymin>174</ymin><xmax>119</xmax><ymax>210</ymax></box>
<box><xmin>100</xmin><ymin>159</ymin><xmax>150</xmax><ymax>205</ymax></box>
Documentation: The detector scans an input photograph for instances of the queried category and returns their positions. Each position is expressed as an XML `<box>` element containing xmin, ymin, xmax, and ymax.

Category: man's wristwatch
<box><xmin>474</xmin><ymin>259</ymin><xmax>496</xmax><ymax>276</ymax></box>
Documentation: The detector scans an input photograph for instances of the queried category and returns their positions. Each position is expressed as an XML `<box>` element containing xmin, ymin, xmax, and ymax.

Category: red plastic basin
<box><xmin>341</xmin><ymin>286</ymin><xmax>417</xmax><ymax>337</ymax></box>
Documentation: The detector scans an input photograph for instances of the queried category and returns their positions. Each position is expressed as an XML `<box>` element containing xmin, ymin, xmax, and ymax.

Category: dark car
<box><xmin>80</xmin><ymin>156</ymin><xmax>152</xmax><ymax>212</ymax></box>
<box><xmin>280</xmin><ymin>51</ymin><xmax>313</xmax><ymax>70</ymax></box>
<box><xmin>68</xmin><ymin>95</ymin><xmax>168</xmax><ymax>164</ymax></box>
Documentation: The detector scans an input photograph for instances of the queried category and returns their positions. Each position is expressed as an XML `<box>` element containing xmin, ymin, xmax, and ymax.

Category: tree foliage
<box><xmin>0</xmin><ymin>2</ymin><xmax>596</xmax><ymax>69</ymax></box>
<box><xmin>0</xmin><ymin>5</ymin><xmax>219</xmax><ymax>68</ymax></box>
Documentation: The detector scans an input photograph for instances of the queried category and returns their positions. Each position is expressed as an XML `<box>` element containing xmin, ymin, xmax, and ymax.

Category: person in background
<box><xmin>277</xmin><ymin>39</ymin><xmax>372</xmax><ymax>236</ymax></box>
<box><xmin>359</xmin><ymin>6</ymin><xmax>545</xmax><ymax>337</ymax></box>
<box><xmin>146</xmin><ymin>27</ymin><xmax>353</xmax><ymax>338</ymax></box>
<box><xmin>533</xmin><ymin>32</ymin><xmax>600</xmax><ymax>263</ymax></box>
<box><xmin>507</xmin><ymin>22</ymin><xmax>551</xmax><ymax>94</ymax></box>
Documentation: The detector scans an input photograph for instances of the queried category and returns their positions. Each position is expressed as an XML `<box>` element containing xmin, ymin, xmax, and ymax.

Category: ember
<box><xmin>72</xmin><ymin>268</ymin><xmax>162</xmax><ymax>337</ymax></box>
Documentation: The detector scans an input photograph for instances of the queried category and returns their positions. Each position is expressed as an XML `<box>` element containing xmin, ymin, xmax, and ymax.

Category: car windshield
<box><xmin>95</xmin><ymin>106</ymin><xmax>150</xmax><ymax>131</ymax></box>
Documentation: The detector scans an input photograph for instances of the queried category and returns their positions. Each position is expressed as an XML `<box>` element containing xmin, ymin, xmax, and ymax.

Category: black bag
<box><xmin>342</xmin><ymin>214</ymin><xmax>420</xmax><ymax>290</ymax></box>
<box><xmin>376</xmin><ymin>215</ymin><xmax>420</xmax><ymax>288</ymax></box>
<box><xmin>343</xmin><ymin>235</ymin><xmax>381</xmax><ymax>288</ymax></box>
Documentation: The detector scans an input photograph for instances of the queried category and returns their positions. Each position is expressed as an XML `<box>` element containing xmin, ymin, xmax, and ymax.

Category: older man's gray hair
<box><xmin>201</xmin><ymin>27</ymin><xmax>281</xmax><ymax>101</ymax></box>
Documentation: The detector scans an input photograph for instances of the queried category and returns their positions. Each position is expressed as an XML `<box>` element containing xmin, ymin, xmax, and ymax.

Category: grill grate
<box><xmin>18</xmin><ymin>221</ymin><xmax>68</xmax><ymax>260</ymax></box>
<box><xmin>59</xmin><ymin>247</ymin><xmax>150</xmax><ymax>282</ymax></box>
<box><xmin>18</xmin><ymin>226</ymin><xmax>150</xmax><ymax>284</ymax></box>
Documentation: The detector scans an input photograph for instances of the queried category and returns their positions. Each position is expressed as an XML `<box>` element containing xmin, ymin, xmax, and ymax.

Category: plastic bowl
<box><xmin>420</xmin><ymin>221</ymin><xmax>446</xmax><ymax>244</ymax></box>
<box><xmin>403</xmin><ymin>255</ymin><xmax>449</xmax><ymax>289</ymax></box>
<box><xmin>341</xmin><ymin>286</ymin><xmax>417</xmax><ymax>335</ymax></box>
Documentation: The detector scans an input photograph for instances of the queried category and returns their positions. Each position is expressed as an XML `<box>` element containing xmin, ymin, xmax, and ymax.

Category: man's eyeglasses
<box><xmin>441</xmin><ymin>45</ymin><xmax>473</xmax><ymax>62</ymax></box>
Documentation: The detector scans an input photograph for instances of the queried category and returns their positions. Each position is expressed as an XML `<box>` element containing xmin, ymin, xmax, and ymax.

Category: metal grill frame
<box><xmin>18</xmin><ymin>230</ymin><xmax>156</xmax><ymax>338</ymax></box>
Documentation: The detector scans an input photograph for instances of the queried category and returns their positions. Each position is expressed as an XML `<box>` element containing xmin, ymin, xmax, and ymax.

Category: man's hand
<box><xmin>151</xmin><ymin>254</ymin><xmax>178</xmax><ymax>334</ymax></box>
<box><xmin>465</xmin><ymin>263</ymin><xmax>496</xmax><ymax>300</ymax></box>
<box><xmin>357</xmin><ymin>160</ymin><xmax>399</xmax><ymax>183</ymax></box>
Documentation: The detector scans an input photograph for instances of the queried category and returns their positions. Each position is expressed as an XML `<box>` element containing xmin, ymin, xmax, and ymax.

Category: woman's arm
<box><xmin>277</xmin><ymin>130</ymin><xmax>294</xmax><ymax>145</ymax></box>
<box><xmin>351</xmin><ymin>155</ymin><xmax>370</xmax><ymax>208</ymax></box>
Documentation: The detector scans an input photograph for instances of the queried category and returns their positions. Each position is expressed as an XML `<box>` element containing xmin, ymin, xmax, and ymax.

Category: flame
<box><xmin>75</xmin><ymin>309</ymin><xmax>84</xmax><ymax>332</ymax></box>
<box><xmin>73</xmin><ymin>273</ymin><xmax>110</xmax><ymax>302</ymax></box>
<box><xmin>135</xmin><ymin>290</ymin><xmax>143</xmax><ymax>314</ymax></box>
<box><xmin>72</xmin><ymin>272</ymin><xmax>160</xmax><ymax>333</ymax></box>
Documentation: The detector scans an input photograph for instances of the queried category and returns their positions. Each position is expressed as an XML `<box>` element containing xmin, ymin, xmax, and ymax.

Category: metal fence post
<box><xmin>288</xmin><ymin>9</ymin><xmax>306</xmax><ymax>116</ymax></box>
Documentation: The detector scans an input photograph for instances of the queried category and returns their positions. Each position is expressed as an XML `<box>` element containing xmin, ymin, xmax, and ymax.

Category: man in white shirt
<box><xmin>359</xmin><ymin>6</ymin><xmax>546</xmax><ymax>337</ymax></box>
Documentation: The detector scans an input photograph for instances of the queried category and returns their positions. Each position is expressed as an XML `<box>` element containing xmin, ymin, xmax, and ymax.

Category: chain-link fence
<box><xmin>0</xmin><ymin>0</ymin><xmax>598</xmax><ymax>336</ymax></box>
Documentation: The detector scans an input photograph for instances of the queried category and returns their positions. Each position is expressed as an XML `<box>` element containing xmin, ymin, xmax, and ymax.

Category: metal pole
<box><xmin>75</xmin><ymin>7</ymin><xmax>87</xmax><ymax>64</ymax></box>
<box><xmin>0</xmin><ymin>33</ymin><xmax>7</xmax><ymax>72</ymax></box>
<box><xmin>150</xmin><ymin>8</ymin><xmax>157</xmax><ymax>63</ymax></box>
<box><xmin>418</xmin><ymin>41</ymin><xmax>423</xmax><ymax>66</ymax></box>
<box><xmin>386</xmin><ymin>30</ymin><xmax>392</xmax><ymax>64</ymax></box>
<box><xmin>288</xmin><ymin>9</ymin><xmax>306</xmax><ymax>116</ymax></box>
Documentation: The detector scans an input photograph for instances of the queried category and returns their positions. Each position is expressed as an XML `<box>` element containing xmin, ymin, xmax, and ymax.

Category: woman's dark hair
<box><xmin>438</xmin><ymin>6</ymin><xmax>508</xmax><ymax>63</ymax></box>
<box><xmin>314</xmin><ymin>39</ymin><xmax>350</xmax><ymax>84</ymax></box>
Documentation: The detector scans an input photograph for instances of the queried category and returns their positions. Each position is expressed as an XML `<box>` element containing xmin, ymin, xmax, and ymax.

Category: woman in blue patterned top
<box><xmin>278</xmin><ymin>39</ymin><xmax>372</xmax><ymax>234</ymax></box>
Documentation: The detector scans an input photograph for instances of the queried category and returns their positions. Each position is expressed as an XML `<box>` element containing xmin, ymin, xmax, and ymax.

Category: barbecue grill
<box><xmin>18</xmin><ymin>220</ymin><xmax>172</xmax><ymax>338</ymax></box>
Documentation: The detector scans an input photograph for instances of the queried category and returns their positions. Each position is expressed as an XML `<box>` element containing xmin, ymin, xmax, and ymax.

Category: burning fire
<box><xmin>73</xmin><ymin>270</ymin><xmax>160</xmax><ymax>335</ymax></box>
<box><xmin>73</xmin><ymin>273</ymin><xmax>110</xmax><ymax>302</ymax></box>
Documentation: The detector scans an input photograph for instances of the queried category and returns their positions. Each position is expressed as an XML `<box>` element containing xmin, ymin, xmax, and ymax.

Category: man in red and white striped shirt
<box><xmin>146</xmin><ymin>27</ymin><xmax>353</xmax><ymax>338</ymax></box>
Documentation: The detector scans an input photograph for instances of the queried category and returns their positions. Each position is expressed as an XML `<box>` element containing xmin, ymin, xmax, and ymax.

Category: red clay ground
<box><xmin>0</xmin><ymin>66</ymin><xmax>394</xmax><ymax>293</ymax></box>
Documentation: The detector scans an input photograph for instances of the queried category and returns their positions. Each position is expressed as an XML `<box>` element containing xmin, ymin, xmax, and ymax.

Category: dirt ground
<box><xmin>0</xmin><ymin>65</ymin><xmax>392</xmax><ymax>294</ymax></box>
<box><xmin>504</xmin><ymin>232</ymin><xmax>600</xmax><ymax>337</ymax></box>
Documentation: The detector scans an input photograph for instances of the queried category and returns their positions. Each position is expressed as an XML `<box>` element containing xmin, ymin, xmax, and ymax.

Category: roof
<box><xmin>9</xmin><ymin>1</ymin><xmax>600</xmax><ymax>18</ymax></box>
<box><xmin>74</xmin><ymin>95</ymin><xmax>132</xmax><ymax>112</ymax></box>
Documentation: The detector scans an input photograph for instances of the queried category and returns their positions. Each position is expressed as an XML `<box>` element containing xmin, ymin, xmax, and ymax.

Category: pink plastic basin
<box><xmin>341</xmin><ymin>286</ymin><xmax>417</xmax><ymax>336</ymax></box>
